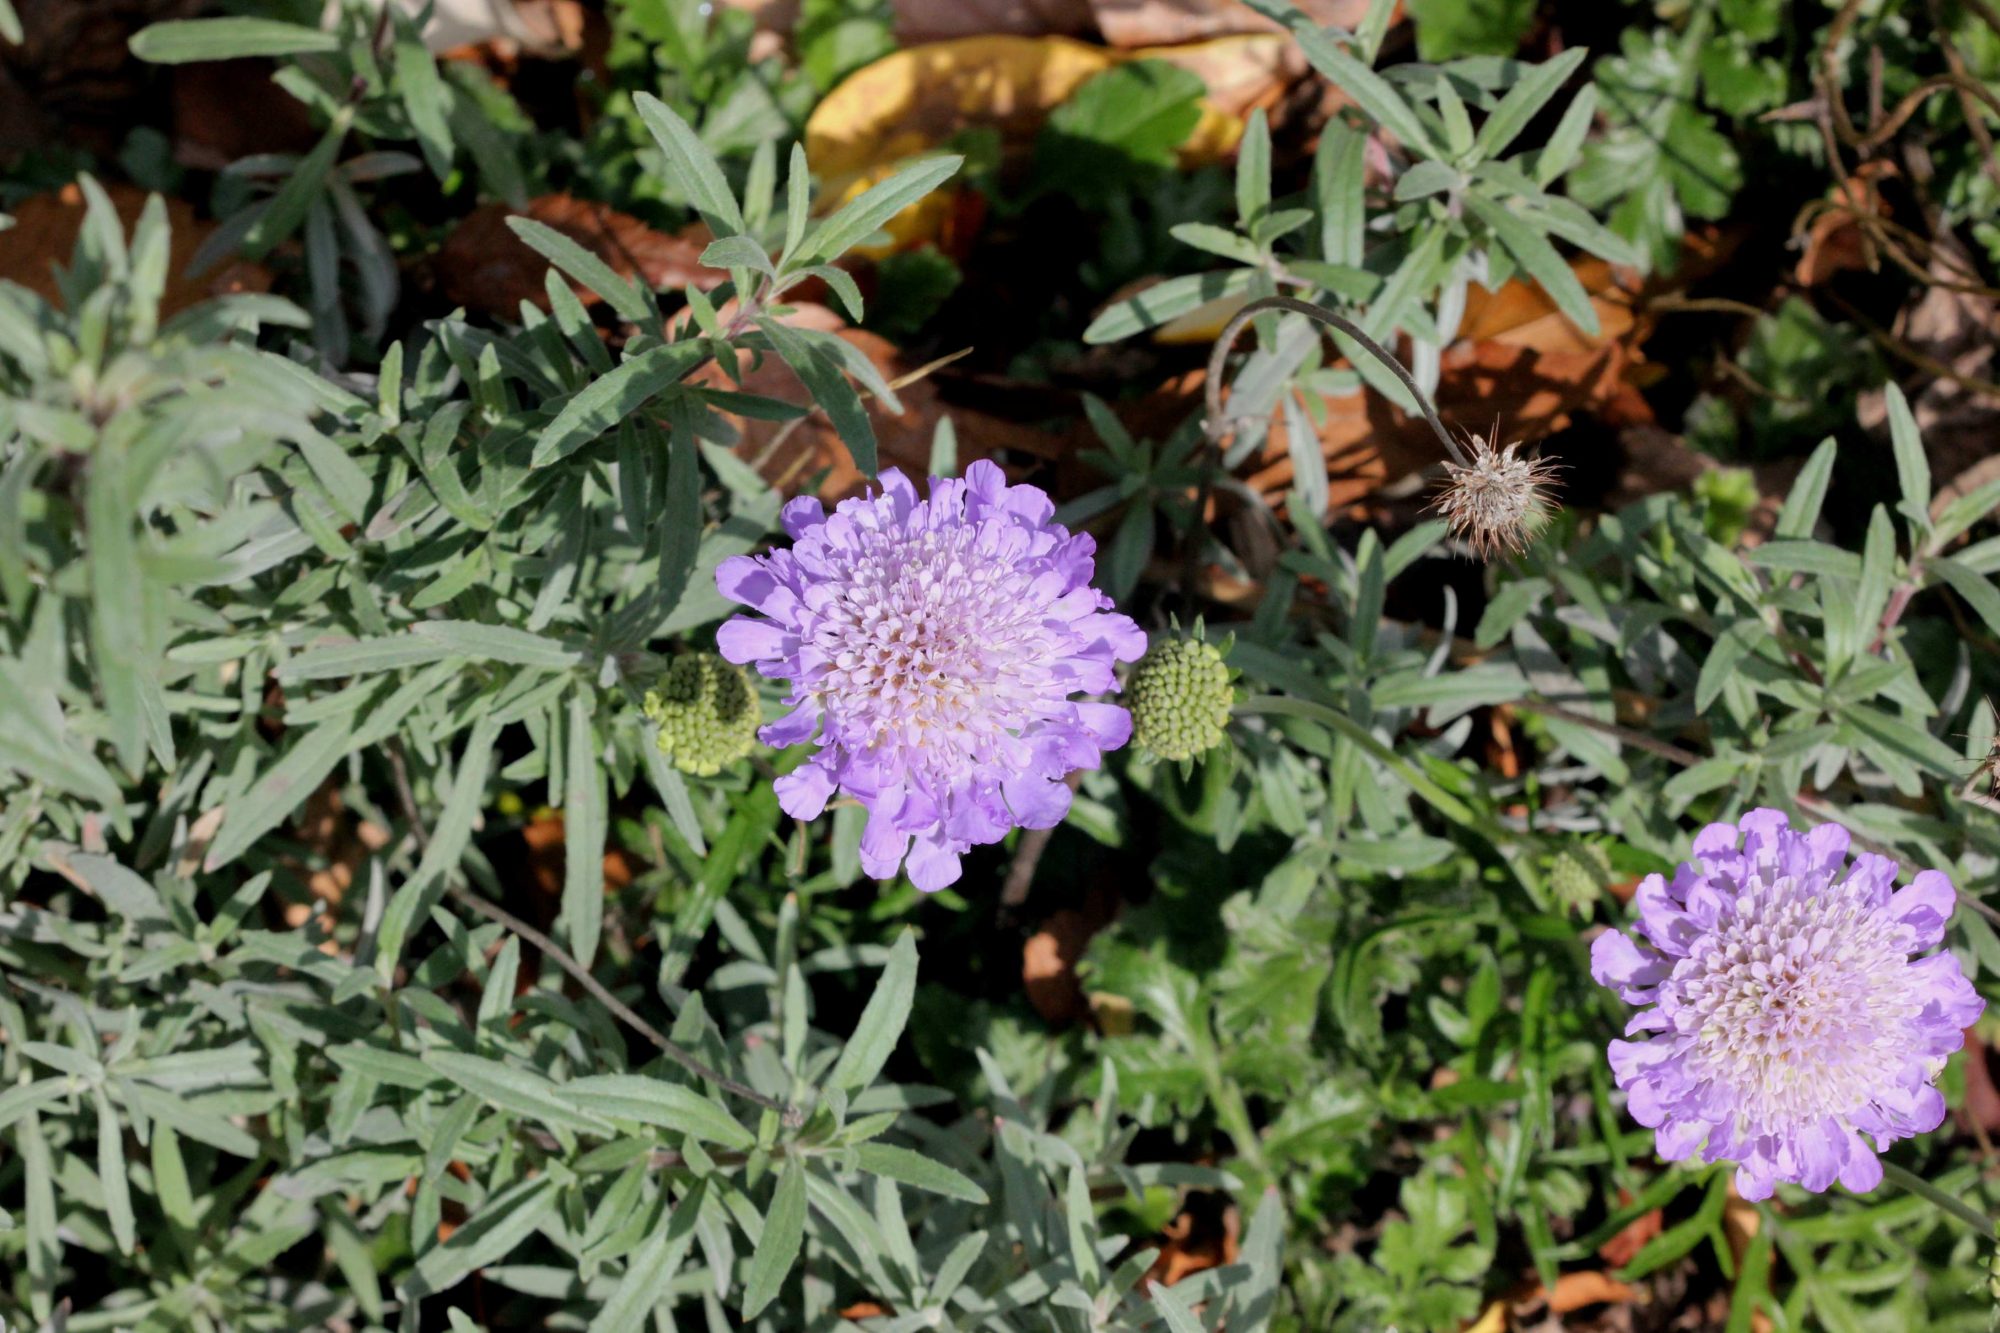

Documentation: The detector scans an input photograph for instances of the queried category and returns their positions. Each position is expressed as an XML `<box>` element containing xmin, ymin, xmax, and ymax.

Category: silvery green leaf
<box><xmin>564</xmin><ymin>1074</ymin><xmax>755</xmax><ymax>1148</ymax></box>
<box><xmin>741</xmin><ymin>1156</ymin><xmax>808</xmax><ymax>1318</ymax></box>
<box><xmin>633</xmin><ymin>94</ymin><xmax>746</xmax><ymax>237</ymax></box>
<box><xmin>423</xmin><ymin>1050</ymin><xmax>613</xmax><ymax>1136</ymax></box>
<box><xmin>129</xmin><ymin>16</ymin><xmax>340</xmax><ymax>62</ymax></box>
<box><xmin>825</xmin><ymin>930</ymin><xmax>917</xmax><ymax>1093</ymax></box>
<box><xmin>852</xmin><ymin>1143</ymin><xmax>989</xmax><ymax>1204</ymax></box>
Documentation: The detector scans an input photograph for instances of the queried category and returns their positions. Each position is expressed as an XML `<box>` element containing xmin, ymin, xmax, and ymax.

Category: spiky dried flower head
<box><xmin>1434</xmin><ymin>425</ymin><xmax>1559</xmax><ymax>558</ymax></box>
<box><xmin>643</xmin><ymin>652</ymin><xmax>761</xmax><ymax>776</ymax></box>
<box><xmin>1129</xmin><ymin>635</ymin><xmax>1234</xmax><ymax>763</ymax></box>
<box><xmin>1592</xmin><ymin>809</ymin><xmax>1983</xmax><ymax>1200</ymax></box>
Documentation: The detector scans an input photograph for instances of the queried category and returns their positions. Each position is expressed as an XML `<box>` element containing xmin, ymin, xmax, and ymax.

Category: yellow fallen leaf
<box><xmin>803</xmin><ymin>34</ymin><xmax>1296</xmax><ymax>254</ymax></box>
<box><xmin>1462</xmin><ymin>1299</ymin><xmax>1509</xmax><ymax>1333</ymax></box>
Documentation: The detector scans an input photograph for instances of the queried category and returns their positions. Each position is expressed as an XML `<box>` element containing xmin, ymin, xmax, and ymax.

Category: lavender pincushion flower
<box><xmin>713</xmin><ymin>461</ymin><xmax>1145</xmax><ymax>892</ymax></box>
<box><xmin>1592</xmin><ymin>809</ymin><xmax>1983</xmax><ymax>1200</ymax></box>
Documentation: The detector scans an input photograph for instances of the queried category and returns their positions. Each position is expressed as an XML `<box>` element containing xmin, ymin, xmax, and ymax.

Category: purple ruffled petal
<box><xmin>1592</xmin><ymin>809</ymin><xmax>1984</xmax><ymax>1198</ymax></box>
<box><xmin>714</xmin><ymin>465</ymin><xmax>1142</xmax><ymax>888</ymax></box>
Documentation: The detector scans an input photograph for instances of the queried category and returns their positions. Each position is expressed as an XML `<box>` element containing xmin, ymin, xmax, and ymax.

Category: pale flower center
<box><xmin>805</xmin><ymin>522</ymin><xmax>1068</xmax><ymax>775</ymax></box>
<box><xmin>1665</xmin><ymin>875</ymin><xmax>1920</xmax><ymax>1132</ymax></box>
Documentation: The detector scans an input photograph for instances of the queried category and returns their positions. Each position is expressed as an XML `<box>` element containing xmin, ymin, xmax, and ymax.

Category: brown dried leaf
<box><xmin>1794</xmin><ymin>161</ymin><xmax>1896</xmax><ymax>289</ymax></box>
<box><xmin>1144</xmin><ymin>1197</ymin><xmax>1240</xmax><ymax>1288</ymax></box>
<box><xmin>170</xmin><ymin>58</ymin><xmax>320</xmax><ymax>170</ymax></box>
<box><xmin>0</xmin><ymin>182</ymin><xmax>272</xmax><ymax>321</ymax></box>
<box><xmin>434</xmin><ymin>194</ymin><xmax>716</xmax><ymax>320</ymax></box>
<box><xmin>1594</xmin><ymin>1191</ymin><xmax>1663</xmax><ymax>1268</ymax></box>
<box><xmin>1022</xmin><ymin>888</ymin><xmax>1120</xmax><ymax>1025</ymax></box>
<box><xmin>0</xmin><ymin>0</ymin><xmax>197</xmax><ymax>163</ymax></box>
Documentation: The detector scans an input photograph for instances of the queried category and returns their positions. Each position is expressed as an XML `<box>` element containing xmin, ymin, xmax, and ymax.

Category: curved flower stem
<box><xmin>1879</xmin><ymin>1161</ymin><xmax>1999</xmax><ymax>1235</ymax></box>
<box><xmin>1184</xmin><ymin>294</ymin><xmax>1472</xmax><ymax>607</ymax></box>
<box><xmin>1202</xmin><ymin>295</ymin><xmax>1471</xmax><ymax>468</ymax></box>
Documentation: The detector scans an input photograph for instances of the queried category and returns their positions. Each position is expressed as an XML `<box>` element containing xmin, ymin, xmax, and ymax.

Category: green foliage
<box><xmin>7</xmin><ymin>3</ymin><xmax>2000</xmax><ymax>1330</ymax></box>
<box><xmin>1571</xmin><ymin>25</ymin><xmax>1743</xmax><ymax>270</ymax></box>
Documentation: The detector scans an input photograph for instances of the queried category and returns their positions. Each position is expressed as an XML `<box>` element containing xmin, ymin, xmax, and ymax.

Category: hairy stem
<box><xmin>1880</xmin><ymin>1160</ymin><xmax>1998</xmax><ymax>1235</ymax></box>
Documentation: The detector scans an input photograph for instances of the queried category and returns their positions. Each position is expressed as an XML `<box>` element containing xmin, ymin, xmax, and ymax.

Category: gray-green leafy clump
<box><xmin>1128</xmin><ymin>635</ymin><xmax>1233</xmax><ymax>763</ymax></box>
<box><xmin>644</xmin><ymin>652</ymin><xmax>761</xmax><ymax>776</ymax></box>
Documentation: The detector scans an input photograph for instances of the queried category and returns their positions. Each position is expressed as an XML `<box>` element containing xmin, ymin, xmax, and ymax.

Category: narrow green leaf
<box><xmin>1474</xmin><ymin>48</ymin><xmax>1588</xmax><ymax>161</ymax></box>
<box><xmin>564</xmin><ymin>1075</ymin><xmax>755</xmax><ymax>1148</ymax></box>
<box><xmin>632</xmin><ymin>94</ymin><xmax>745</xmax><ymax>236</ymax></box>
<box><xmin>130</xmin><ymin>16</ymin><xmax>340</xmax><ymax>62</ymax></box>
<box><xmin>794</xmin><ymin>155</ymin><xmax>962</xmax><ymax>269</ymax></box>
<box><xmin>1154</xmin><ymin>1282</ymin><xmax>1207</xmax><ymax>1333</ymax></box>
<box><xmin>506</xmin><ymin>216</ymin><xmax>654</xmax><ymax>327</ymax></box>
<box><xmin>1065</xmin><ymin>1163</ymin><xmax>1100</xmax><ymax>1287</ymax></box>
<box><xmin>699</xmin><ymin>235</ymin><xmax>774</xmax><ymax>275</ymax></box>
<box><xmin>1777</xmin><ymin>438</ymin><xmax>1837</xmax><ymax>539</ymax></box>
<box><xmin>394</xmin><ymin>23</ymin><xmax>454</xmax><ymax>179</ymax></box>
<box><xmin>562</xmin><ymin>691</ymin><xmax>607</xmax><ymax>970</ymax></box>
<box><xmin>588</xmin><ymin>1182</ymin><xmax>707</xmax><ymax>1333</ymax></box>
<box><xmin>243</xmin><ymin>112</ymin><xmax>350</xmax><ymax>259</ymax></box>
<box><xmin>1294</xmin><ymin>27</ymin><xmax>1441</xmax><ymax>158</ymax></box>
<box><xmin>758</xmin><ymin>316</ymin><xmax>877</xmax><ymax>477</ymax></box>
<box><xmin>378</xmin><ymin>719</ymin><xmax>500</xmax><ymax>977</ymax></box>
<box><xmin>94</xmin><ymin>1087</ymin><xmax>137</xmax><ymax>1255</ymax></box>
<box><xmin>1932</xmin><ymin>558</ymin><xmax>2000</xmax><ymax>641</ymax></box>
<box><xmin>531</xmin><ymin>342</ymin><xmax>708</xmax><ymax>467</ymax></box>
<box><xmin>1236</xmin><ymin>108</ymin><xmax>1270</xmax><ymax>227</ymax></box>
<box><xmin>19</xmin><ymin>1108</ymin><xmax>56</xmax><ymax>1321</ymax></box>
<box><xmin>407</xmin><ymin>1176</ymin><xmax>562</xmax><ymax>1297</ymax></box>
<box><xmin>205</xmin><ymin>711</ymin><xmax>360</xmax><ymax>869</ymax></box>
<box><xmin>1081</xmin><ymin>268</ymin><xmax>1258</xmax><ymax>344</ymax></box>
<box><xmin>826</xmin><ymin>930</ymin><xmax>918</xmax><ymax>1093</ymax></box>
<box><xmin>45</xmin><ymin>848</ymin><xmax>166</xmax><ymax>923</ymax></box>
<box><xmin>423</xmin><ymin>1049</ymin><xmax>614</xmax><ymax>1135</ymax></box>
<box><xmin>1534</xmin><ymin>83</ymin><xmax>1596</xmax><ymax>186</ymax></box>
<box><xmin>742</xmin><ymin>1156</ymin><xmax>809</xmax><ymax>1318</ymax></box>
<box><xmin>782</xmin><ymin>142</ymin><xmax>811</xmax><ymax>265</ymax></box>
<box><xmin>1883</xmin><ymin>382</ymin><xmax>1930</xmax><ymax>524</ymax></box>
<box><xmin>410</xmin><ymin>620</ymin><xmax>584</xmax><ymax>668</ymax></box>
<box><xmin>852</xmin><ymin>1142</ymin><xmax>988</xmax><ymax>1203</ymax></box>
<box><xmin>1463</xmin><ymin>194</ymin><xmax>1599</xmax><ymax>337</ymax></box>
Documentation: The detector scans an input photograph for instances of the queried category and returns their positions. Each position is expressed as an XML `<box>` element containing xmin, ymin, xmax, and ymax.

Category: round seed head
<box><xmin>1434</xmin><ymin>427</ymin><xmax>1559</xmax><ymax>558</ymax></box>
<box><xmin>1550</xmin><ymin>844</ymin><xmax>1613</xmax><ymax>914</ymax></box>
<box><xmin>644</xmin><ymin>652</ymin><xmax>761</xmax><ymax>776</ymax></box>
<box><xmin>1128</xmin><ymin>636</ymin><xmax>1233</xmax><ymax>763</ymax></box>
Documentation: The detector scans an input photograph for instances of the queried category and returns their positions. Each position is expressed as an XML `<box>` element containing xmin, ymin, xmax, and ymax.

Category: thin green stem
<box><xmin>1880</xmin><ymin>1160</ymin><xmax>1998</xmax><ymax>1235</ymax></box>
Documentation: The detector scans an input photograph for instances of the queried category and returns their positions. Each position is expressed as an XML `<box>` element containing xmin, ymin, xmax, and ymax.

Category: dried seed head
<box><xmin>1433</xmin><ymin>426</ymin><xmax>1559</xmax><ymax>558</ymax></box>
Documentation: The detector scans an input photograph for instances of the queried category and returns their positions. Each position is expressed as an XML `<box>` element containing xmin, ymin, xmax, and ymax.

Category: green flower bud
<box><xmin>643</xmin><ymin>653</ymin><xmax>760</xmax><ymax>776</ymax></box>
<box><xmin>1128</xmin><ymin>636</ymin><xmax>1232</xmax><ymax>763</ymax></box>
<box><xmin>1550</xmin><ymin>843</ymin><xmax>1614</xmax><ymax>914</ymax></box>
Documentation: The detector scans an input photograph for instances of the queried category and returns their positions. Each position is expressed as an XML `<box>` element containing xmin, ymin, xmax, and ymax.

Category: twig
<box><xmin>444</xmin><ymin>883</ymin><xmax>800</xmax><ymax>1125</ymax></box>
<box><xmin>998</xmin><ymin>771</ymin><xmax>1085</xmax><ymax>913</ymax></box>
<box><xmin>381</xmin><ymin>740</ymin><xmax>801</xmax><ymax>1126</ymax></box>
<box><xmin>1513</xmin><ymin>700</ymin><xmax>1705</xmax><ymax>768</ymax></box>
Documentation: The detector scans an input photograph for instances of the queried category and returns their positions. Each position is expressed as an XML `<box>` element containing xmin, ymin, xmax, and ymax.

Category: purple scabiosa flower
<box><xmin>713</xmin><ymin>461</ymin><xmax>1145</xmax><ymax>892</ymax></box>
<box><xmin>1592</xmin><ymin>808</ymin><xmax>1983</xmax><ymax>1200</ymax></box>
